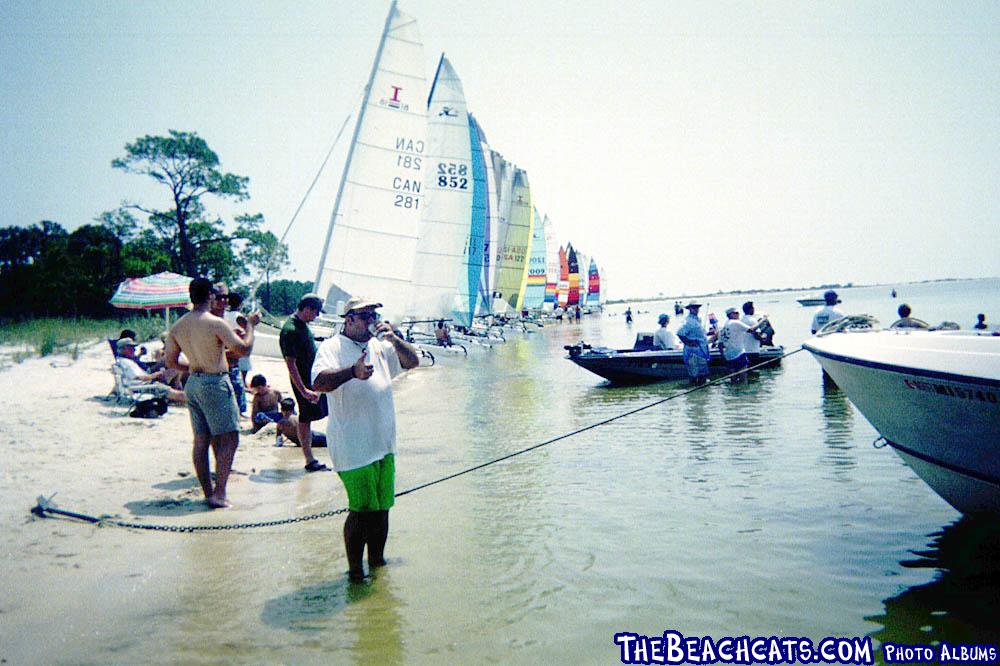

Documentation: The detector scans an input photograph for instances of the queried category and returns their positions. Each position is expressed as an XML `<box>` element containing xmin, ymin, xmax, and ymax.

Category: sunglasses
<box><xmin>350</xmin><ymin>310</ymin><xmax>380</xmax><ymax>321</ymax></box>
<box><xmin>214</xmin><ymin>292</ymin><xmax>229</xmax><ymax>299</ymax></box>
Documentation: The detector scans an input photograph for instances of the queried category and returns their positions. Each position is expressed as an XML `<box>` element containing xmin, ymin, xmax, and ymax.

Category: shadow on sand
<box><xmin>261</xmin><ymin>579</ymin><xmax>372</xmax><ymax>632</ymax></box>
<box><xmin>249</xmin><ymin>468</ymin><xmax>303</xmax><ymax>485</ymax></box>
<box><xmin>124</xmin><ymin>497</ymin><xmax>214</xmax><ymax>516</ymax></box>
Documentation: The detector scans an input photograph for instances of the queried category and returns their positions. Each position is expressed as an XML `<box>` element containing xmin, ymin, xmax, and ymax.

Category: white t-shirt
<box><xmin>740</xmin><ymin>314</ymin><xmax>761</xmax><ymax>353</ymax></box>
<box><xmin>811</xmin><ymin>306</ymin><xmax>845</xmax><ymax>334</ymax></box>
<box><xmin>652</xmin><ymin>327</ymin><xmax>680</xmax><ymax>350</ymax></box>
<box><xmin>718</xmin><ymin>319</ymin><xmax>752</xmax><ymax>360</ymax></box>
<box><xmin>311</xmin><ymin>333</ymin><xmax>402</xmax><ymax>472</ymax></box>
<box><xmin>116</xmin><ymin>357</ymin><xmax>147</xmax><ymax>386</ymax></box>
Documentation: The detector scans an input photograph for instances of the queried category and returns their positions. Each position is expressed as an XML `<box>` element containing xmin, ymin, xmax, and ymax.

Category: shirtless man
<box><xmin>165</xmin><ymin>277</ymin><xmax>260</xmax><ymax>508</ymax></box>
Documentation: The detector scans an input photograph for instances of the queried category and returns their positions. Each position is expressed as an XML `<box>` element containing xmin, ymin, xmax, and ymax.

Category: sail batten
<box><xmin>314</xmin><ymin>1</ymin><xmax>427</xmax><ymax>321</ymax></box>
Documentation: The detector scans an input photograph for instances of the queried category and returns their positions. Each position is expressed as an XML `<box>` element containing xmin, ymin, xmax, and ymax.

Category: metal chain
<box><xmin>97</xmin><ymin>507</ymin><xmax>349</xmax><ymax>533</ymax></box>
<box><xmin>34</xmin><ymin>346</ymin><xmax>808</xmax><ymax>533</ymax></box>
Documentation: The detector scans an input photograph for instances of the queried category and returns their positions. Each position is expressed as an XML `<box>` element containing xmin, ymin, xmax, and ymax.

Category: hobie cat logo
<box><xmin>439</xmin><ymin>106</ymin><xmax>459</xmax><ymax>117</ymax></box>
<box><xmin>381</xmin><ymin>85</ymin><xmax>409</xmax><ymax>111</ymax></box>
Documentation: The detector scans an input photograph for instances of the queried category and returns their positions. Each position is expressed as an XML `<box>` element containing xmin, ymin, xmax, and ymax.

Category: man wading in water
<box><xmin>312</xmin><ymin>297</ymin><xmax>419</xmax><ymax>581</ymax></box>
<box><xmin>166</xmin><ymin>278</ymin><xmax>259</xmax><ymax>508</ymax></box>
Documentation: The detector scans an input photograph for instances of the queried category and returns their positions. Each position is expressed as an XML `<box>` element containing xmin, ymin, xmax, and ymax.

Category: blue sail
<box><xmin>452</xmin><ymin>112</ymin><xmax>487</xmax><ymax>326</ymax></box>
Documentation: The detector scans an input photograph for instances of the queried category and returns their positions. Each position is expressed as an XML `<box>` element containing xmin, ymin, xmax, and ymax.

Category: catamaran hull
<box><xmin>567</xmin><ymin>346</ymin><xmax>784</xmax><ymax>384</ymax></box>
<box><xmin>804</xmin><ymin>332</ymin><xmax>1000</xmax><ymax>515</ymax></box>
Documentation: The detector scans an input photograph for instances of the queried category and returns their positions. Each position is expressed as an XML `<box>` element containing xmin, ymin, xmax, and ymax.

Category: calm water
<box><xmin>19</xmin><ymin>279</ymin><xmax>1000</xmax><ymax>664</ymax></box>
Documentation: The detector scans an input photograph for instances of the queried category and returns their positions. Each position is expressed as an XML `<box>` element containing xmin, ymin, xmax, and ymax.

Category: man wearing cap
<box><xmin>741</xmin><ymin>301</ymin><xmax>763</xmax><ymax>362</ymax></box>
<box><xmin>311</xmin><ymin>296</ymin><xmax>420</xmax><ymax>582</ymax></box>
<box><xmin>166</xmin><ymin>277</ymin><xmax>260</xmax><ymax>508</ymax></box>
<box><xmin>676</xmin><ymin>302</ymin><xmax>711</xmax><ymax>384</ymax></box>
<box><xmin>718</xmin><ymin>307</ymin><xmax>766</xmax><ymax>383</ymax></box>
<box><xmin>652</xmin><ymin>314</ymin><xmax>680</xmax><ymax>350</ymax></box>
<box><xmin>279</xmin><ymin>293</ymin><xmax>330</xmax><ymax>472</ymax></box>
<box><xmin>811</xmin><ymin>290</ymin><xmax>845</xmax><ymax>335</ymax></box>
<box><xmin>115</xmin><ymin>338</ymin><xmax>186</xmax><ymax>403</ymax></box>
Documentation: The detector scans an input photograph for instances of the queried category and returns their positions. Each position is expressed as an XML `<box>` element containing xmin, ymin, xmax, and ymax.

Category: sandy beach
<box><xmin>1</xmin><ymin>341</ymin><xmax>357</xmax><ymax>662</ymax></box>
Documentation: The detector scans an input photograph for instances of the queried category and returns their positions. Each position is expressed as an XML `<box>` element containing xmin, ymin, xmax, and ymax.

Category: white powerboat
<box><xmin>803</xmin><ymin>326</ymin><xmax>1000</xmax><ymax>515</ymax></box>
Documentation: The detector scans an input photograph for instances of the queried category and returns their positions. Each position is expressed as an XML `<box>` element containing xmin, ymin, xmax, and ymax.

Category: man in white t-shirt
<box><xmin>312</xmin><ymin>296</ymin><xmax>420</xmax><ymax>582</ymax></box>
<box><xmin>740</xmin><ymin>301</ymin><xmax>762</xmax><ymax>360</ymax></box>
<box><xmin>718</xmin><ymin>308</ymin><xmax>765</xmax><ymax>383</ymax></box>
<box><xmin>811</xmin><ymin>290</ymin><xmax>845</xmax><ymax>334</ymax></box>
<box><xmin>652</xmin><ymin>314</ymin><xmax>680</xmax><ymax>350</ymax></box>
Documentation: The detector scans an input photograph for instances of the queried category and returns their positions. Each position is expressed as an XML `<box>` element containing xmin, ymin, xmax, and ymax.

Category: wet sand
<box><xmin>0</xmin><ymin>342</ymin><xmax>356</xmax><ymax>662</ymax></box>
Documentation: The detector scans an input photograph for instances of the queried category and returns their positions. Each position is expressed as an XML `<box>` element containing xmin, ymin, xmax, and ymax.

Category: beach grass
<box><xmin>0</xmin><ymin>315</ymin><xmax>169</xmax><ymax>360</ymax></box>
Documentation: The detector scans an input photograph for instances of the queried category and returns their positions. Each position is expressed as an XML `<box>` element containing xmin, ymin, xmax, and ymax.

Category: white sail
<box><xmin>314</xmin><ymin>2</ymin><xmax>426</xmax><ymax>321</ymax></box>
<box><xmin>489</xmin><ymin>151</ymin><xmax>515</xmax><ymax>312</ymax></box>
<box><xmin>409</xmin><ymin>54</ymin><xmax>472</xmax><ymax>320</ymax></box>
<box><xmin>543</xmin><ymin>214</ymin><xmax>558</xmax><ymax>311</ymax></box>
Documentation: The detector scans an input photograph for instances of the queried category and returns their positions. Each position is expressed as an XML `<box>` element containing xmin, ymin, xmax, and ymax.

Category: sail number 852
<box><xmin>437</xmin><ymin>162</ymin><xmax>469</xmax><ymax>189</ymax></box>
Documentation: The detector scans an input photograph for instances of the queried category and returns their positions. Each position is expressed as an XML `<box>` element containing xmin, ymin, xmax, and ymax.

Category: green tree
<box><xmin>256</xmin><ymin>279</ymin><xmax>312</xmax><ymax>316</ymax></box>
<box><xmin>111</xmin><ymin>130</ymin><xmax>252</xmax><ymax>276</ymax></box>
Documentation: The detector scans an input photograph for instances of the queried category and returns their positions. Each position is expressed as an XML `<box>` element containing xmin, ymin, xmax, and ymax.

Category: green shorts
<box><xmin>338</xmin><ymin>454</ymin><xmax>395</xmax><ymax>512</ymax></box>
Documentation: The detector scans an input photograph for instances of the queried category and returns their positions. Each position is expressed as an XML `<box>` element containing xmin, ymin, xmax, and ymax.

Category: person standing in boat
<box><xmin>676</xmin><ymin>302</ymin><xmax>710</xmax><ymax>385</ymax></box>
<box><xmin>653</xmin><ymin>314</ymin><xmax>680</xmax><ymax>350</ymax></box>
<box><xmin>311</xmin><ymin>296</ymin><xmax>420</xmax><ymax>582</ymax></box>
<box><xmin>890</xmin><ymin>303</ymin><xmax>929</xmax><ymax>329</ymax></box>
<box><xmin>810</xmin><ymin>290</ymin><xmax>845</xmax><ymax>334</ymax></box>
<box><xmin>974</xmin><ymin>313</ymin><xmax>988</xmax><ymax>330</ymax></box>
<box><xmin>740</xmin><ymin>301</ymin><xmax>763</xmax><ymax>364</ymax></box>
<box><xmin>718</xmin><ymin>307</ymin><xmax>766</xmax><ymax>383</ymax></box>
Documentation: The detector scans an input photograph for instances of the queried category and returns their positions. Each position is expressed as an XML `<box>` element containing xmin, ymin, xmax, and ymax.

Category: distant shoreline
<box><xmin>605</xmin><ymin>276</ymin><xmax>997</xmax><ymax>306</ymax></box>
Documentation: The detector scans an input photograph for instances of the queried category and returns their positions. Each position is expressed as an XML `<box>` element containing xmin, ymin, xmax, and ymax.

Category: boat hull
<box><xmin>804</xmin><ymin>331</ymin><xmax>1000</xmax><ymax>515</ymax></box>
<box><xmin>567</xmin><ymin>346</ymin><xmax>784</xmax><ymax>384</ymax></box>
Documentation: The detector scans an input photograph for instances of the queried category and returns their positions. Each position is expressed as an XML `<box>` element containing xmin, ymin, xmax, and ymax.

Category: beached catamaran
<box><xmin>310</xmin><ymin>1</ymin><xmax>595</xmax><ymax>331</ymax></box>
<box><xmin>543</xmin><ymin>214</ymin><xmax>558</xmax><ymax>311</ymax></box>
<box><xmin>521</xmin><ymin>207</ymin><xmax>547</xmax><ymax>311</ymax></box>
<box><xmin>586</xmin><ymin>258</ymin><xmax>602</xmax><ymax>307</ymax></box>
<box><xmin>313</xmin><ymin>1</ymin><xmax>426</xmax><ymax>322</ymax></box>
<box><xmin>410</xmin><ymin>54</ymin><xmax>477</xmax><ymax>325</ymax></box>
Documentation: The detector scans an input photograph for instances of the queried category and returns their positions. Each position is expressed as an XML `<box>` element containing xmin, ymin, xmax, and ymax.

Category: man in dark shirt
<box><xmin>279</xmin><ymin>293</ymin><xmax>330</xmax><ymax>472</ymax></box>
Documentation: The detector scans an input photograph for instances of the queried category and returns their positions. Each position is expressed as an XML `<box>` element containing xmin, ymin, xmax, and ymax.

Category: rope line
<box><xmin>32</xmin><ymin>347</ymin><xmax>806</xmax><ymax>532</ymax></box>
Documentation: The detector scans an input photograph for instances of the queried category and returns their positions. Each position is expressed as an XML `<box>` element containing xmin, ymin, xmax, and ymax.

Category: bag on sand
<box><xmin>130</xmin><ymin>396</ymin><xmax>168</xmax><ymax>419</ymax></box>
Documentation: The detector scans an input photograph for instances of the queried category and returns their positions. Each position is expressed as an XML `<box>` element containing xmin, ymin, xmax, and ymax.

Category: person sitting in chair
<box><xmin>115</xmin><ymin>338</ymin><xmax>185</xmax><ymax>403</ymax></box>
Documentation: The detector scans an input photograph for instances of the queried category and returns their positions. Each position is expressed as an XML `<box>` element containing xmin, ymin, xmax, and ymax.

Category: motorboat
<box><xmin>804</xmin><ymin>325</ymin><xmax>1000</xmax><ymax>515</ymax></box>
<box><xmin>565</xmin><ymin>332</ymin><xmax>784</xmax><ymax>384</ymax></box>
<box><xmin>796</xmin><ymin>295</ymin><xmax>826</xmax><ymax>306</ymax></box>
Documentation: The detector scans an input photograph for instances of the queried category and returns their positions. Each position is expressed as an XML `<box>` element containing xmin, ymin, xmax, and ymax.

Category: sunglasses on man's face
<box><xmin>214</xmin><ymin>292</ymin><xmax>228</xmax><ymax>299</ymax></box>
<box><xmin>350</xmin><ymin>311</ymin><xmax>380</xmax><ymax>322</ymax></box>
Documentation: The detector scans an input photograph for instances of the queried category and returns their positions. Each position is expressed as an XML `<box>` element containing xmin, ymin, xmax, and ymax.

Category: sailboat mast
<box><xmin>313</xmin><ymin>0</ymin><xmax>399</xmax><ymax>292</ymax></box>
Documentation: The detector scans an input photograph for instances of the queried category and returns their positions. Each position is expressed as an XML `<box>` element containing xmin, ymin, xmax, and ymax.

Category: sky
<box><xmin>3</xmin><ymin>0</ymin><xmax>1000</xmax><ymax>300</ymax></box>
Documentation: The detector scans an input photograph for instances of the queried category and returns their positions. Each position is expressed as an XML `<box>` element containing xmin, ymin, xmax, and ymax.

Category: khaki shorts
<box><xmin>185</xmin><ymin>372</ymin><xmax>240</xmax><ymax>436</ymax></box>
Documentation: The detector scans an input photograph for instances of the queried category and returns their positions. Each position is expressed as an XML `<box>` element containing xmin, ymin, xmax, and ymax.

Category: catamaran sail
<box><xmin>493</xmin><ymin>167</ymin><xmax>533</xmax><ymax>312</ymax></box>
<box><xmin>409</xmin><ymin>54</ymin><xmax>474</xmax><ymax>323</ymax></box>
<box><xmin>543</xmin><ymin>214</ymin><xmax>558</xmax><ymax>310</ymax></box>
<box><xmin>314</xmin><ymin>1</ymin><xmax>426</xmax><ymax>321</ymax></box>
<box><xmin>472</xmin><ymin>116</ymin><xmax>496</xmax><ymax>317</ymax></box>
<box><xmin>455</xmin><ymin>111</ymin><xmax>489</xmax><ymax>327</ymax></box>
<box><xmin>489</xmin><ymin>151</ymin><xmax>514</xmax><ymax>311</ymax></box>
<box><xmin>557</xmin><ymin>245</ymin><xmax>569</xmax><ymax>308</ymax></box>
<box><xmin>566</xmin><ymin>243</ymin><xmax>580</xmax><ymax>307</ymax></box>
<box><xmin>521</xmin><ymin>206</ymin><xmax>547</xmax><ymax>311</ymax></box>
<box><xmin>587</xmin><ymin>258</ymin><xmax>601</xmax><ymax>306</ymax></box>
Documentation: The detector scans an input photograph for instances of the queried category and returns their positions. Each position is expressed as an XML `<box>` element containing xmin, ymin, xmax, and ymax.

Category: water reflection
<box><xmin>867</xmin><ymin>516</ymin><xmax>1000</xmax><ymax>647</ymax></box>
<box><xmin>819</xmin><ymin>381</ymin><xmax>857</xmax><ymax>478</ymax></box>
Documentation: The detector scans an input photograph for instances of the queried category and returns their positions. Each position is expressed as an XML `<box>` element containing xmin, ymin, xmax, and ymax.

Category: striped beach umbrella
<box><xmin>109</xmin><ymin>271</ymin><xmax>192</xmax><ymax>324</ymax></box>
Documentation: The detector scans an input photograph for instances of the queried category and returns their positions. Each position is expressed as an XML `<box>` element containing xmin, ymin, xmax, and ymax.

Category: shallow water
<box><xmin>5</xmin><ymin>278</ymin><xmax>1000</xmax><ymax>664</ymax></box>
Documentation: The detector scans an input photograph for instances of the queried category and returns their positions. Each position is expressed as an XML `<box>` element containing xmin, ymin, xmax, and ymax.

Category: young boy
<box><xmin>249</xmin><ymin>374</ymin><xmax>283</xmax><ymax>433</ymax></box>
<box><xmin>274</xmin><ymin>397</ymin><xmax>327</xmax><ymax>448</ymax></box>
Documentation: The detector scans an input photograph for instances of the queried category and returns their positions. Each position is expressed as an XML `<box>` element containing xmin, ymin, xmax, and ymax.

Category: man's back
<box><xmin>170</xmin><ymin>310</ymin><xmax>230</xmax><ymax>373</ymax></box>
